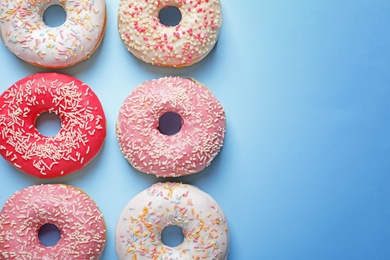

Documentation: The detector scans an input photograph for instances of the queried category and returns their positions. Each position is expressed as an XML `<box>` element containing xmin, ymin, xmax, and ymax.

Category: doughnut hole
<box><xmin>38</xmin><ymin>223</ymin><xmax>61</xmax><ymax>246</ymax></box>
<box><xmin>161</xmin><ymin>225</ymin><xmax>184</xmax><ymax>247</ymax></box>
<box><xmin>157</xmin><ymin>112</ymin><xmax>182</xmax><ymax>136</ymax></box>
<box><xmin>43</xmin><ymin>5</ymin><xmax>67</xmax><ymax>28</ymax></box>
<box><xmin>158</xmin><ymin>6</ymin><xmax>182</xmax><ymax>26</ymax></box>
<box><xmin>35</xmin><ymin>111</ymin><xmax>62</xmax><ymax>137</ymax></box>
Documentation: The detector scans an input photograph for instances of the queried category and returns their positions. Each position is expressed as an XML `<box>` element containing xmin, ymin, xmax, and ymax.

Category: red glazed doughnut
<box><xmin>0</xmin><ymin>73</ymin><xmax>106</xmax><ymax>178</ymax></box>
<box><xmin>0</xmin><ymin>184</ymin><xmax>106</xmax><ymax>259</ymax></box>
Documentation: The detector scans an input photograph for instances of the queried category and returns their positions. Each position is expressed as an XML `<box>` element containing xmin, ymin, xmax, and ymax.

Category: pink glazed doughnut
<box><xmin>0</xmin><ymin>184</ymin><xmax>106</xmax><ymax>259</ymax></box>
<box><xmin>115</xmin><ymin>182</ymin><xmax>229</xmax><ymax>260</ymax></box>
<box><xmin>0</xmin><ymin>72</ymin><xmax>106</xmax><ymax>178</ymax></box>
<box><xmin>116</xmin><ymin>77</ymin><xmax>226</xmax><ymax>177</ymax></box>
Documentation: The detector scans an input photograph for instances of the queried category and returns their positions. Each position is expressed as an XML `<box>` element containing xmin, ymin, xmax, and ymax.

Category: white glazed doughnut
<box><xmin>117</xmin><ymin>0</ymin><xmax>222</xmax><ymax>67</ymax></box>
<box><xmin>0</xmin><ymin>184</ymin><xmax>106</xmax><ymax>259</ymax></box>
<box><xmin>0</xmin><ymin>0</ymin><xmax>106</xmax><ymax>69</ymax></box>
<box><xmin>115</xmin><ymin>182</ymin><xmax>229</xmax><ymax>260</ymax></box>
<box><xmin>116</xmin><ymin>77</ymin><xmax>226</xmax><ymax>178</ymax></box>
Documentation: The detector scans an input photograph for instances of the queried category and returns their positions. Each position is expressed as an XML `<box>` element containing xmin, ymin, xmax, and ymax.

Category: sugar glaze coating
<box><xmin>116</xmin><ymin>77</ymin><xmax>226</xmax><ymax>177</ymax></box>
<box><xmin>117</xmin><ymin>0</ymin><xmax>222</xmax><ymax>67</ymax></box>
<box><xmin>0</xmin><ymin>72</ymin><xmax>106</xmax><ymax>178</ymax></box>
<box><xmin>0</xmin><ymin>184</ymin><xmax>106</xmax><ymax>259</ymax></box>
<box><xmin>0</xmin><ymin>0</ymin><xmax>106</xmax><ymax>68</ymax></box>
<box><xmin>115</xmin><ymin>182</ymin><xmax>229</xmax><ymax>260</ymax></box>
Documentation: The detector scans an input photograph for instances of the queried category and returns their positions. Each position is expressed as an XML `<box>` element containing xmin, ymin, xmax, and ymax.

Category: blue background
<box><xmin>1</xmin><ymin>0</ymin><xmax>390</xmax><ymax>259</ymax></box>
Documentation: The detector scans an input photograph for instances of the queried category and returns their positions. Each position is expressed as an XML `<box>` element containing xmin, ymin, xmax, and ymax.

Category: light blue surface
<box><xmin>1</xmin><ymin>0</ymin><xmax>390</xmax><ymax>259</ymax></box>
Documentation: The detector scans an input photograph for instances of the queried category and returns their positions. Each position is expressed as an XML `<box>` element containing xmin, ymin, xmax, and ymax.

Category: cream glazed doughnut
<box><xmin>115</xmin><ymin>182</ymin><xmax>229</xmax><ymax>260</ymax></box>
<box><xmin>116</xmin><ymin>77</ymin><xmax>226</xmax><ymax>177</ymax></box>
<box><xmin>0</xmin><ymin>72</ymin><xmax>106</xmax><ymax>178</ymax></box>
<box><xmin>0</xmin><ymin>0</ymin><xmax>106</xmax><ymax>69</ymax></box>
<box><xmin>117</xmin><ymin>0</ymin><xmax>222</xmax><ymax>67</ymax></box>
<box><xmin>0</xmin><ymin>184</ymin><xmax>106</xmax><ymax>259</ymax></box>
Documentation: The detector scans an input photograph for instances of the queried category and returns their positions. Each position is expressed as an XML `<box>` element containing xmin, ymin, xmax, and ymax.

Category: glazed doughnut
<box><xmin>117</xmin><ymin>0</ymin><xmax>222</xmax><ymax>67</ymax></box>
<box><xmin>0</xmin><ymin>72</ymin><xmax>106</xmax><ymax>178</ymax></box>
<box><xmin>0</xmin><ymin>0</ymin><xmax>106</xmax><ymax>69</ymax></box>
<box><xmin>116</xmin><ymin>77</ymin><xmax>226</xmax><ymax>177</ymax></box>
<box><xmin>0</xmin><ymin>184</ymin><xmax>106</xmax><ymax>259</ymax></box>
<box><xmin>115</xmin><ymin>182</ymin><xmax>229</xmax><ymax>260</ymax></box>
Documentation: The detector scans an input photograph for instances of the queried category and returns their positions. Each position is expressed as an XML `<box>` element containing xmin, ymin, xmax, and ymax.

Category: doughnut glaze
<box><xmin>116</xmin><ymin>77</ymin><xmax>226</xmax><ymax>178</ymax></box>
<box><xmin>117</xmin><ymin>0</ymin><xmax>222</xmax><ymax>67</ymax></box>
<box><xmin>0</xmin><ymin>184</ymin><xmax>106</xmax><ymax>259</ymax></box>
<box><xmin>115</xmin><ymin>182</ymin><xmax>229</xmax><ymax>260</ymax></box>
<box><xmin>0</xmin><ymin>0</ymin><xmax>106</xmax><ymax>69</ymax></box>
<box><xmin>0</xmin><ymin>72</ymin><xmax>106</xmax><ymax>178</ymax></box>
